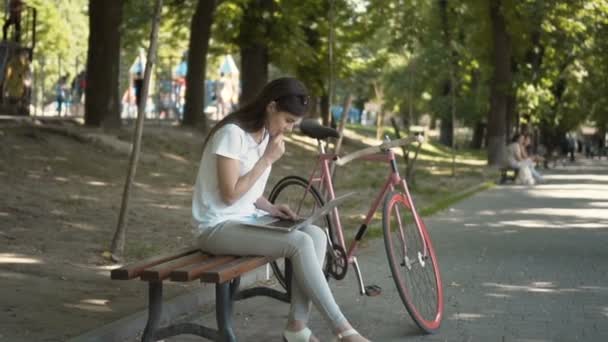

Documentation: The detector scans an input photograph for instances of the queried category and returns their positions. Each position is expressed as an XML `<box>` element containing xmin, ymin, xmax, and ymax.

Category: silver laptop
<box><xmin>236</xmin><ymin>192</ymin><xmax>355</xmax><ymax>232</ymax></box>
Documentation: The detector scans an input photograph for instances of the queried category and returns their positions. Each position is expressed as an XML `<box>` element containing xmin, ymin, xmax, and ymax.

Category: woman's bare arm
<box><xmin>216</xmin><ymin>134</ymin><xmax>285</xmax><ymax>205</ymax></box>
<box><xmin>216</xmin><ymin>155</ymin><xmax>270</xmax><ymax>205</ymax></box>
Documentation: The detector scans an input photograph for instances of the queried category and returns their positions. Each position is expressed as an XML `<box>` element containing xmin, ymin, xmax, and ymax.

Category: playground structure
<box><xmin>0</xmin><ymin>3</ymin><xmax>36</xmax><ymax>116</ymax></box>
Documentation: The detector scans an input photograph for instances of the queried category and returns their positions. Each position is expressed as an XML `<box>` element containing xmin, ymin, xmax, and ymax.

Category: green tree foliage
<box><xmin>349</xmin><ymin>0</ymin><xmax>607</xmax><ymax>161</ymax></box>
<box><xmin>509</xmin><ymin>0</ymin><xmax>608</xmax><ymax>149</ymax></box>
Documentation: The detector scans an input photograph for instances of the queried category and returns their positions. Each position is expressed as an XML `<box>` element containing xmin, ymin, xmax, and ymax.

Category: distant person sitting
<box><xmin>520</xmin><ymin>134</ymin><xmax>544</xmax><ymax>183</ymax></box>
<box><xmin>506</xmin><ymin>134</ymin><xmax>536</xmax><ymax>185</ymax></box>
<box><xmin>2</xmin><ymin>0</ymin><xmax>24</xmax><ymax>42</ymax></box>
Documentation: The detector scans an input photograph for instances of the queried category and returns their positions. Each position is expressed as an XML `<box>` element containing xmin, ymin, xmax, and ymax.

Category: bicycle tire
<box><xmin>382</xmin><ymin>190</ymin><xmax>443</xmax><ymax>334</ymax></box>
<box><xmin>268</xmin><ymin>175</ymin><xmax>333</xmax><ymax>289</ymax></box>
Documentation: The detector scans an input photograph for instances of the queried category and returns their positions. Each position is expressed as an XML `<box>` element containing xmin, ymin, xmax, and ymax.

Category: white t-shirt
<box><xmin>507</xmin><ymin>142</ymin><xmax>521</xmax><ymax>167</ymax></box>
<box><xmin>192</xmin><ymin>123</ymin><xmax>270</xmax><ymax>231</ymax></box>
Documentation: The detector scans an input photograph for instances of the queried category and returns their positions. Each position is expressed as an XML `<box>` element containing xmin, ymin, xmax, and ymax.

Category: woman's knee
<box><xmin>302</xmin><ymin>224</ymin><xmax>327</xmax><ymax>245</ymax></box>
<box><xmin>286</xmin><ymin>231</ymin><xmax>318</xmax><ymax>257</ymax></box>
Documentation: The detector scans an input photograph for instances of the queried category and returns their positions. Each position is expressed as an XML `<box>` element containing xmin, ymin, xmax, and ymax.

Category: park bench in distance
<box><xmin>111</xmin><ymin>247</ymin><xmax>291</xmax><ymax>342</ymax></box>
<box><xmin>498</xmin><ymin>166</ymin><xmax>519</xmax><ymax>184</ymax></box>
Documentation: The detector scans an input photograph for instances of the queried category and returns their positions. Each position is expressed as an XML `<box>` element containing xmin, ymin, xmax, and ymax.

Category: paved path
<box><xmin>159</xmin><ymin>159</ymin><xmax>608</xmax><ymax>341</ymax></box>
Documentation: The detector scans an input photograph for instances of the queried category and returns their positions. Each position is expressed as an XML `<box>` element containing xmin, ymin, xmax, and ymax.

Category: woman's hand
<box><xmin>262</xmin><ymin>134</ymin><xmax>285</xmax><ymax>165</ymax></box>
<box><xmin>271</xmin><ymin>204</ymin><xmax>298</xmax><ymax>220</ymax></box>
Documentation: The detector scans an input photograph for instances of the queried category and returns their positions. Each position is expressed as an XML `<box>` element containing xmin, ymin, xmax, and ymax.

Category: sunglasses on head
<box><xmin>276</xmin><ymin>94</ymin><xmax>310</xmax><ymax>106</ymax></box>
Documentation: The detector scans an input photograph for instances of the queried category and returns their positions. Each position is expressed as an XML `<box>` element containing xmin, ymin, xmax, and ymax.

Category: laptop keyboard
<box><xmin>271</xmin><ymin>219</ymin><xmax>304</xmax><ymax>228</ymax></box>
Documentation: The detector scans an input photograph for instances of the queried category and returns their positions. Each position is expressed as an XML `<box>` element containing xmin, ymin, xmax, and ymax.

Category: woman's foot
<box><xmin>283</xmin><ymin>327</ymin><xmax>319</xmax><ymax>342</ymax></box>
<box><xmin>334</xmin><ymin>328</ymin><xmax>371</xmax><ymax>342</ymax></box>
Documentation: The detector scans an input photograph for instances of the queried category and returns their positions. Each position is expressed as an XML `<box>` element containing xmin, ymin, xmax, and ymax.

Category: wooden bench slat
<box><xmin>141</xmin><ymin>252</ymin><xmax>210</xmax><ymax>281</ymax></box>
<box><xmin>111</xmin><ymin>247</ymin><xmax>200</xmax><ymax>280</ymax></box>
<box><xmin>170</xmin><ymin>256</ymin><xmax>238</xmax><ymax>282</ymax></box>
<box><xmin>200</xmin><ymin>256</ymin><xmax>272</xmax><ymax>283</ymax></box>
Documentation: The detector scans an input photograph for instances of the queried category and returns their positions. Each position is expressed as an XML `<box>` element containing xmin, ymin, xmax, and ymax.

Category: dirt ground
<box><xmin>0</xmin><ymin>119</ymin><xmax>492</xmax><ymax>341</ymax></box>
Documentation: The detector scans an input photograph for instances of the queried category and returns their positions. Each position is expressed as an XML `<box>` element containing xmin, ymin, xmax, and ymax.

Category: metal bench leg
<box><xmin>142</xmin><ymin>281</ymin><xmax>162</xmax><ymax>342</ymax></box>
<box><xmin>216</xmin><ymin>282</ymin><xmax>236</xmax><ymax>342</ymax></box>
<box><xmin>499</xmin><ymin>171</ymin><xmax>507</xmax><ymax>184</ymax></box>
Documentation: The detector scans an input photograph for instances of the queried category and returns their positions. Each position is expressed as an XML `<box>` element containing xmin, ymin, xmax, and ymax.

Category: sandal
<box><xmin>283</xmin><ymin>327</ymin><xmax>313</xmax><ymax>342</ymax></box>
<box><xmin>333</xmin><ymin>328</ymin><xmax>359</xmax><ymax>341</ymax></box>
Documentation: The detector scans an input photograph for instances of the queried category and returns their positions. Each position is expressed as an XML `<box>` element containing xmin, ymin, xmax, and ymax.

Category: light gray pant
<box><xmin>196</xmin><ymin>221</ymin><xmax>347</xmax><ymax>329</ymax></box>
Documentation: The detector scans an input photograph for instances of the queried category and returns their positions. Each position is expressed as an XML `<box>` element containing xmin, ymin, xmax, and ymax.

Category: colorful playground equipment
<box><xmin>0</xmin><ymin>3</ymin><xmax>36</xmax><ymax>116</ymax></box>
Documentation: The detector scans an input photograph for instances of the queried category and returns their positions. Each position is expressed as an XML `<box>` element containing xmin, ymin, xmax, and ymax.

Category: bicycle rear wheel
<box><xmin>382</xmin><ymin>190</ymin><xmax>443</xmax><ymax>334</ymax></box>
<box><xmin>268</xmin><ymin>175</ymin><xmax>332</xmax><ymax>289</ymax></box>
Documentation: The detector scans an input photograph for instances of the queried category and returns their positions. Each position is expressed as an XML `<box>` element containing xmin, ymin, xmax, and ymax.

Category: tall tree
<box><xmin>85</xmin><ymin>0</ymin><xmax>123</xmax><ymax>128</ymax></box>
<box><xmin>182</xmin><ymin>0</ymin><xmax>218</xmax><ymax>128</ymax></box>
<box><xmin>486</xmin><ymin>0</ymin><xmax>511</xmax><ymax>165</ymax></box>
<box><xmin>238</xmin><ymin>0</ymin><xmax>273</xmax><ymax>104</ymax></box>
<box><xmin>438</xmin><ymin>0</ymin><xmax>456</xmax><ymax>147</ymax></box>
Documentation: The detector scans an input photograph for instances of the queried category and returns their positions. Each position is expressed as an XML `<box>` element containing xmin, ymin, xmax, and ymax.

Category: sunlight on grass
<box><xmin>65</xmin><ymin>222</ymin><xmax>98</xmax><ymax>231</ymax></box>
<box><xmin>0</xmin><ymin>253</ymin><xmax>42</xmax><ymax>264</ymax></box>
<box><xmin>284</xmin><ymin>134</ymin><xmax>319</xmax><ymax>153</ymax></box>
<box><xmin>81</xmin><ymin>298</ymin><xmax>110</xmax><ymax>306</ymax></box>
<box><xmin>168</xmin><ymin>186</ymin><xmax>192</xmax><ymax>196</ymax></box>
<box><xmin>148</xmin><ymin>203</ymin><xmax>185</xmax><ymax>210</ymax></box>
<box><xmin>68</xmin><ymin>194</ymin><xmax>100</xmax><ymax>202</ymax></box>
<box><xmin>64</xmin><ymin>301</ymin><xmax>112</xmax><ymax>312</ymax></box>
<box><xmin>161</xmin><ymin>152</ymin><xmax>190</xmax><ymax>164</ymax></box>
<box><xmin>87</xmin><ymin>180</ymin><xmax>110</xmax><ymax>187</ymax></box>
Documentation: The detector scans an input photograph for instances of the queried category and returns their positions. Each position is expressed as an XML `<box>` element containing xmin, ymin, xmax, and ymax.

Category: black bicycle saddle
<box><xmin>298</xmin><ymin>119</ymin><xmax>340</xmax><ymax>140</ymax></box>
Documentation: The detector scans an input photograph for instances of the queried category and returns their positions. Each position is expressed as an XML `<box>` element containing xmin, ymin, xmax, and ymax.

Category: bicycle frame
<box><xmin>300</xmin><ymin>138</ymin><xmax>429</xmax><ymax>294</ymax></box>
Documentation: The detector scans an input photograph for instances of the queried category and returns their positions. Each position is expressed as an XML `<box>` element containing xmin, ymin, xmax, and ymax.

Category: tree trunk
<box><xmin>309</xmin><ymin>96</ymin><xmax>320</xmax><ymax>119</ymax></box>
<box><xmin>438</xmin><ymin>0</ymin><xmax>455</xmax><ymax>148</ymax></box>
<box><xmin>182</xmin><ymin>0</ymin><xmax>217</xmax><ymax>129</ymax></box>
<box><xmin>486</xmin><ymin>0</ymin><xmax>512</xmax><ymax>166</ymax></box>
<box><xmin>373</xmin><ymin>81</ymin><xmax>385</xmax><ymax>140</ymax></box>
<box><xmin>85</xmin><ymin>0</ymin><xmax>123</xmax><ymax>128</ymax></box>
<box><xmin>470</xmin><ymin>121</ymin><xmax>485</xmax><ymax>149</ymax></box>
<box><xmin>109</xmin><ymin>0</ymin><xmax>163</xmax><ymax>261</ymax></box>
<box><xmin>333</xmin><ymin>94</ymin><xmax>352</xmax><ymax>155</ymax></box>
<box><xmin>238</xmin><ymin>0</ymin><xmax>272</xmax><ymax>105</ymax></box>
<box><xmin>239</xmin><ymin>43</ymin><xmax>268</xmax><ymax>104</ymax></box>
<box><xmin>505</xmin><ymin>92</ymin><xmax>516</xmax><ymax>139</ymax></box>
<box><xmin>439</xmin><ymin>117</ymin><xmax>453</xmax><ymax>147</ymax></box>
<box><xmin>320</xmin><ymin>93</ymin><xmax>330</xmax><ymax>126</ymax></box>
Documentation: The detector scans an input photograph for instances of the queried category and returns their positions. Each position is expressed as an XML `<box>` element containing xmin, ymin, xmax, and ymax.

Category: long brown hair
<box><xmin>201</xmin><ymin>77</ymin><xmax>310</xmax><ymax>153</ymax></box>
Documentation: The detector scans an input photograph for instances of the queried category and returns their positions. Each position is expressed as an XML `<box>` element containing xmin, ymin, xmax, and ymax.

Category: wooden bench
<box><xmin>111</xmin><ymin>248</ymin><xmax>292</xmax><ymax>342</ymax></box>
<box><xmin>499</xmin><ymin>167</ymin><xmax>519</xmax><ymax>184</ymax></box>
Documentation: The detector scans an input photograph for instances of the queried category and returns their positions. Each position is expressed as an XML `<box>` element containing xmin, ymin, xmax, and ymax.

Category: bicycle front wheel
<box><xmin>382</xmin><ymin>190</ymin><xmax>443</xmax><ymax>334</ymax></box>
<box><xmin>268</xmin><ymin>175</ymin><xmax>332</xmax><ymax>289</ymax></box>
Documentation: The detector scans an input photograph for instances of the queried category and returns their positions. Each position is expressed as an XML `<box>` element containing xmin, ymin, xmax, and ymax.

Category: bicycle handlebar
<box><xmin>335</xmin><ymin>135</ymin><xmax>424</xmax><ymax>166</ymax></box>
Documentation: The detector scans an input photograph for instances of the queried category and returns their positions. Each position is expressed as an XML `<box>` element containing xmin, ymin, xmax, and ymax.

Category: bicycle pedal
<box><xmin>364</xmin><ymin>285</ymin><xmax>382</xmax><ymax>297</ymax></box>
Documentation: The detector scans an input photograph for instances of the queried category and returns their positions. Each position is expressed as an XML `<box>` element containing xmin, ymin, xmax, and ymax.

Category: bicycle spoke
<box><xmin>383</xmin><ymin>191</ymin><xmax>443</xmax><ymax>334</ymax></box>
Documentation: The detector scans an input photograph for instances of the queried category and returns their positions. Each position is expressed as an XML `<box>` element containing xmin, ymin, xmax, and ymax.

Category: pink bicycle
<box><xmin>268</xmin><ymin>119</ymin><xmax>444</xmax><ymax>334</ymax></box>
